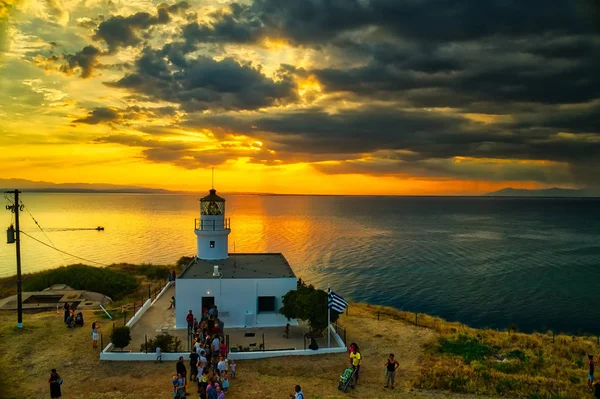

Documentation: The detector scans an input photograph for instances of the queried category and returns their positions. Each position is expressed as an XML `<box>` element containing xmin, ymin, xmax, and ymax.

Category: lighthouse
<box><xmin>176</xmin><ymin>188</ymin><xmax>298</xmax><ymax>328</ymax></box>
<box><xmin>194</xmin><ymin>188</ymin><xmax>231</xmax><ymax>260</ymax></box>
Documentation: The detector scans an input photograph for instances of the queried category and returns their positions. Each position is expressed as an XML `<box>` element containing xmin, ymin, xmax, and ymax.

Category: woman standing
<box><xmin>91</xmin><ymin>321</ymin><xmax>99</xmax><ymax>349</ymax></box>
<box><xmin>349</xmin><ymin>344</ymin><xmax>362</xmax><ymax>385</ymax></box>
<box><xmin>49</xmin><ymin>369</ymin><xmax>62</xmax><ymax>398</ymax></box>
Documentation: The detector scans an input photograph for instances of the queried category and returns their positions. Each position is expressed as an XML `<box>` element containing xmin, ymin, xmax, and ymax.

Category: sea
<box><xmin>1</xmin><ymin>193</ymin><xmax>599</xmax><ymax>334</ymax></box>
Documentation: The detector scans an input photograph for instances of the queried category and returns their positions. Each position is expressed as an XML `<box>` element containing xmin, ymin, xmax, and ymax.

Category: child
<box><xmin>284</xmin><ymin>323</ymin><xmax>290</xmax><ymax>338</ymax></box>
<box><xmin>156</xmin><ymin>346</ymin><xmax>162</xmax><ymax>363</ymax></box>
<box><xmin>229</xmin><ymin>360</ymin><xmax>236</xmax><ymax>379</ymax></box>
<box><xmin>197</xmin><ymin>368</ymin><xmax>208</xmax><ymax>395</ymax></box>
<box><xmin>221</xmin><ymin>371</ymin><xmax>229</xmax><ymax>392</ymax></box>
<box><xmin>172</xmin><ymin>376</ymin><xmax>178</xmax><ymax>398</ymax></box>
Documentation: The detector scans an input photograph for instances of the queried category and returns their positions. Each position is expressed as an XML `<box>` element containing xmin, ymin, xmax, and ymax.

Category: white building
<box><xmin>176</xmin><ymin>188</ymin><xmax>297</xmax><ymax>328</ymax></box>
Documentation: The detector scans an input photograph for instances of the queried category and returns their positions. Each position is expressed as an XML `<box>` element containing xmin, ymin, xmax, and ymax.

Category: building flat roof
<box><xmin>179</xmin><ymin>253</ymin><xmax>296</xmax><ymax>279</ymax></box>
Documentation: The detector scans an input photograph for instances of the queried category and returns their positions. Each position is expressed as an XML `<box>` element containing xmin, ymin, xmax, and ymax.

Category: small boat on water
<box><xmin>96</xmin><ymin>226</ymin><xmax>105</xmax><ymax>231</ymax></box>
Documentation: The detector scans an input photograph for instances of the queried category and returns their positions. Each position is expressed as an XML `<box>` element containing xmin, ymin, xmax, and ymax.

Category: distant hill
<box><xmin>0</xmin><ymin>179</ymin><xmax>174</xmax><ymax>194</ymax></box>
<box><xmin>484</xmin><ymin>187</ymin><xmax>594</xmax><ymax>197</ymax></box>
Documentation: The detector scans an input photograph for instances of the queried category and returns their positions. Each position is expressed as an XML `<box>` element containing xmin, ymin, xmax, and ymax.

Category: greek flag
<box><xmin>328</xmin><ymin>288</ymin><xmax>348</xmax><ymax>313</ymax></box>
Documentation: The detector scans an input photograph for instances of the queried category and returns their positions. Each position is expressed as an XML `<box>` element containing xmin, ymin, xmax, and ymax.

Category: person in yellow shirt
<box><xmin>349</xmin><ymin>345</ymin><xmax>362</xmax><ymax>384</ymax></box>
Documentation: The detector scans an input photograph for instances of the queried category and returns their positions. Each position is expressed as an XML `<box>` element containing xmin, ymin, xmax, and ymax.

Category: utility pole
<box><xmin>5</xmin><ymin>190</ymin><xmax>23</xmax><ymax>328</ymax></box>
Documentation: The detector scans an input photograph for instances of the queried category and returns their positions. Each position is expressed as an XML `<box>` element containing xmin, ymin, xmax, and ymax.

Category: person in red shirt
<box><xmin>219</xmin><ymin>341</ymin><xmax>228</xmax><ymax>357</ymax></box>
<box><xmin>186</xmin><ymin>310</ymin><xmax>194</xmax><ymax>334</ymax></box>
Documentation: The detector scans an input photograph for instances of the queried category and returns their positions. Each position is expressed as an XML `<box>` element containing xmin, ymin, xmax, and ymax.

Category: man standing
<box><xmin>189</xmin><ymin>350</ymin><xmax>199</xmax><ymax>381</ymax></box>
<box><xmin>186</xmin><ymin>310</ymin><xmax>194</xmax><ymax>334</ymax></box>
<box><xmin>211</xmin><ymin>335</ymin><xmax>220</xmax><ymax>358</ymax></box>
<box><xmin>589</xmin><ymin>354</ymin><xmax>598</xmax><ymax>391</ymax></box>
<box><xmin>176</xmin><ymin>356</ymin><xmax>188</xmax><ymax>395</ymax></box>
<box><xmin>62</xmin><ymin>302</ymin><xmax>70</xmax><ymax>323</ymax></box>
<box><xmin>384</xmin><ymin>353</ymin><xmax>399</xmax><ymax>389</ymax></box>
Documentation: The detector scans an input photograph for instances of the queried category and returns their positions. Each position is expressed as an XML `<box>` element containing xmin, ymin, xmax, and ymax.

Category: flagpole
<box><xmin>327</xmin><ymin>286</ymin><xmax>331</xmax><ymax>348</ymax></box>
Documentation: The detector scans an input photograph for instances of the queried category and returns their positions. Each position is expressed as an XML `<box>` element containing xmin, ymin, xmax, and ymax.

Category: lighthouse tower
<box><xmin>194</xmin><ymin>188</ymin><xmax>231</xmax><ymax>260</ymax></box>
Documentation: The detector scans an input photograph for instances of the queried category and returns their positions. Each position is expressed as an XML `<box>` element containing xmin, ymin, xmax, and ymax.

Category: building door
<box><xmin>202</xmin><ymin>296</ymin><xmax>215</xmax><ymax>311</ymax></box>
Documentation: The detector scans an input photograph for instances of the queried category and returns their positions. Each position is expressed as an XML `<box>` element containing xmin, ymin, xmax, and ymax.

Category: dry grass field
<box><xmin>0</xmin><ymin>303</ymin><xmax>500</xmax><ymax>399</ymax></box>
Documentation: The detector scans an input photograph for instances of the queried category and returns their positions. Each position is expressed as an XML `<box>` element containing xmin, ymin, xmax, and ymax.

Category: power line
<box><xmin>19</xmin><ymin>200</ymin><xmax>68</xmax><ymax>265</ymax></box>
<box><xmin>19</xmin><ymin>230</ymin><xmax>108</xmax><ymax>266</ymax></box>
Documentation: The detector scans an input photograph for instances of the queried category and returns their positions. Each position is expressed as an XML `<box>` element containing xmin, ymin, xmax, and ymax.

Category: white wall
<box><xmin>101</xmin><ymin>325</ymin><xmax>346</xmax><ymax>361</ymax></box>
<box><xmin>176</xmin><ymin>277</ymin><xmax>297</xmax><ymax>328</ymax></box>
<box><xmin>195</xmin><ymin>229</ymin><xmax>230</xmax><ymax>260</ymax></box>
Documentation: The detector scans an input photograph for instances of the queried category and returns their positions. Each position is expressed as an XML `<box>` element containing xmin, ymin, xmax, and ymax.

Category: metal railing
<box><xmin>194</xmin><ymin>218</ymin><xmax>230</xmax><ymax>231</ymax></box>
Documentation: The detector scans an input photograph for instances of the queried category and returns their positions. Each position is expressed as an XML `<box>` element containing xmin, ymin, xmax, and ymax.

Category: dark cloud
<box><xmin>40</xmin><ymin>0</ymin><xmax>600</xmax><ymax>189</ymax></box>
<box><xmin>94</xmin><ymin>134</ymin><xmax>273</xmax><ymax>168</ymax></box>
<box><xmin>312</xmin><ymin>153</ymin><xmax>572</xmax><ymax>183</ymax></box>
<box><xmin>506</xmin><ymin>101</ymin><xmax>600</xmax><ymax>133</ymax></box>
<box><xmin>73</xmin><ymin>107</ymin><xmax>120</xmax><ymax>124</ymax></box>
<box><xmin>181</xmin><ymin>0</ymin><xmax>597</xmax><ymax>47</ymax></box>
<box><xmin>92</xmin><ymin>2</ymin><xmax>189</xmax><ymax>52</ymax></box>
<box><xmin>182</xmin><ymin>105</ymin><xmax>600</xmax><ymax>186</ymax></box>
<box><xmin>107</xmin><ymin>47</ymin><xmax>297</xmax><ymax>111</ymax></box>
<box><xmin>59</xmin><ymin>45</ymin><xmax>102</xmax><ymax>78</ymax></box>
<box><xmin>73</xmin><ymin>106</ymin><xmax>177</xmax><ymax>124</ymax></box>
<box><xmin>313</xmin><ymin>33</ymin><xmax>600</xmax><ymax>109</ymax></box>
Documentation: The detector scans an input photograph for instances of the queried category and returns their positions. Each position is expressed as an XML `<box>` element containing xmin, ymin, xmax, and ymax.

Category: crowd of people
<box><xmin>170</xmin><ymin>307</ymin><xmax>234</xmax><ymax>399</ymax></box>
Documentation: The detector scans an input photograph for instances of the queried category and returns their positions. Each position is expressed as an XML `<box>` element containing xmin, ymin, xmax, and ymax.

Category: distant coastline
<box><xmin>2</xmin><ymin>178</ymin><xmax>598</xmax><ymax>197</ymax></box>
<box><xmin>484</xmin><ymin>187</ymin><xmax>597</xmax><ymax>198</ymax></box>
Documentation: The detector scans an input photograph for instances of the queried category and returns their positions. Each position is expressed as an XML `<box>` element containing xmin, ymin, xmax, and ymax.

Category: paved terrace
<box><xmin>126</xmin><ymin>285</ymin><xmax>340</xmax><ymax>353</ymax></box>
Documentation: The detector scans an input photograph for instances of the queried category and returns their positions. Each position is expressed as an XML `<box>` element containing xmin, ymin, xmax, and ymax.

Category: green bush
<box><xmin>506</xmin><ymin>349</ymin><xmax>528</xmax><ymax>361</ymax></box>
<box><xmin>279</xmin><ymin>281</ymin><xmax>339</xmax><ymax>332</ymax></box>
<box><xmin>111</xmin><ymin>326</ymin><xmax>131</xmax><ymax>350</ymax></box>
<box><xmin>495</xmin><ymin>377</ymin><xmax>521</xmax><ymax>394</ymax></box>
<box><xmin>568</xmin><ymin>375</ymin><xmax>580</xmax><ymax>384</ymax></box>
<box><xmin>491</xmin><ymin>360</ymin><xmax>525</xmax><ymax>374</ymax></box>
<box><xmin>23</xmin><ymin>264</ymin><xmax>137</xmax><ymax>299</ymax></box>
<box><xmin>176</xmin><ymin>256</ymin><xmax>194</xmax><ymax>268</ymax></box>
<box><xmin>141</xmin><ymin>333</ymin><xmax>182</xmax><ymax>353</ymax></box>
<box><xmin>438</xmin><ymin>334</ymin><xmax>494</xmax><ymax>364</ymax></box>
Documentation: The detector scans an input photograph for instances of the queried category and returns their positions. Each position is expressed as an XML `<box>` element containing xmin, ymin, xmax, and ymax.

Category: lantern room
<box><xmin>195</xmin><ymin>188</ymin><xmax>231</xmax><ymax>260</ymax></box>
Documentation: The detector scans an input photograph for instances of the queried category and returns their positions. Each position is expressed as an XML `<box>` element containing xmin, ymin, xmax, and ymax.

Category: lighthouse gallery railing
<box><xmin>195</xmin><ymin>218</ymin><xmax>230</xmax><ymax>231</ymax></box>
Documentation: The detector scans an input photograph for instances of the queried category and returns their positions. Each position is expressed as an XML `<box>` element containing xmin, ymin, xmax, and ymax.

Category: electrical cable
<box><xmin>19</xmin><ymin>200</ymin><xmax>68</xmax><ymax>264</ymax></box>
<box><xmin>19</xmin><ymin>230</ymin><xmax>108</xmax><ymax>266</ymax></box>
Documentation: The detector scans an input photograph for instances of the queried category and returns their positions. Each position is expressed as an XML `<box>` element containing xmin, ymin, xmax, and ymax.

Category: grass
<box><xmin>0</xmin><ymin>303</ymin><xmax>495</xmax><ymax>399</ymax></box>
<box><xmin>359</xmin><ymin>304</ymin><xmax>598</xmax><ymax>398</ymax></box>
<box><xmin>0</xmin><ymin>284</ymin><xmax>597</xmax><ymax>399</ymax></box>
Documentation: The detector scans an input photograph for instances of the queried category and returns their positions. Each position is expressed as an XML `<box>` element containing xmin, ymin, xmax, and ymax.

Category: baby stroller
<box><xmin>337</xmin><ymin>366</ymin><xmax>356</xmax><ymax>392</ymax></box>
<box><xmin>75</xmin><ymin>312</ymin><xmax>84</xmax><ymax>327</ymax></box>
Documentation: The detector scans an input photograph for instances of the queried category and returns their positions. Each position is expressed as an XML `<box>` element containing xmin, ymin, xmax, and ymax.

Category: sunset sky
<box><xmin>0</xmin><ymin>0</ymin><xmax>599</xmax><ymax>195</ymax></box>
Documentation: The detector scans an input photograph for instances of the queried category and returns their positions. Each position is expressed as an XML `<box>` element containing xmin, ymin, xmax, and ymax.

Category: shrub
<box><xmin>111</xmin><ymin>326</ymin><xmax>131</xmax><ymax>350</ymax></box>
<box><xmin>110</xmin><ymin>263</ymin><xmax>171</xmax><ymax>280</ymax></box>
<box><xmin>176</xmin><ymin>256</ymin><xmax>194</xmax><ymax>268</ymax></box>
<box><xmin>495</xmin><ymin>377</ymin><xmax>521</xmax><ymax>394</ymax></box>
<box><xmin>506</xmin><ymin>349</ymin><xmax>527</xmax><ymax>361</ymax></box>
<box><xmin>438</xmin><ymin>334</ymin><xmax>494</xmax><ymax>364</ymax></box>
<box><xmin>141</xmin><ymin>333</ymin><xmax>182</xmax><ymax>353</ymax></box>
<box><xmin>568</xmin><ymin>375</ymin><xmax>580</xmax><ymax>384</ymax></box>
<box><xmin>492</xmin><ymin>360</ymin><xmax>525</xmax><ymax>374</ymax></box>
<box><xmin>23</xmin><ymin>264</ymin><xmax>137</xmax><ymax>299</ymax></box>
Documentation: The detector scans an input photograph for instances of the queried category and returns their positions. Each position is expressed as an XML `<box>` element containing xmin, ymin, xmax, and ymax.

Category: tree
<box><xmin>111</xmin><ymin>326</ymin><xmax>131</xmax><ymax>351</ymax></box>
<box><xmin>279</xmin><ymin>282</ymin><xmax>339</xmax><ymax>332</ymax></box>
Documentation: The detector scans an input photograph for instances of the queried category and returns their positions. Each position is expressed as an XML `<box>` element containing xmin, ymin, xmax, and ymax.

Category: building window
<box><xmin>257</xmin><ymin>296</ymin><xmax>276</xmax><ymax>313</ymax></box>
<box><xmin>210</xmin><ymin>241</ymin><xmax>215</xmax><ymax>248</ymax></box>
